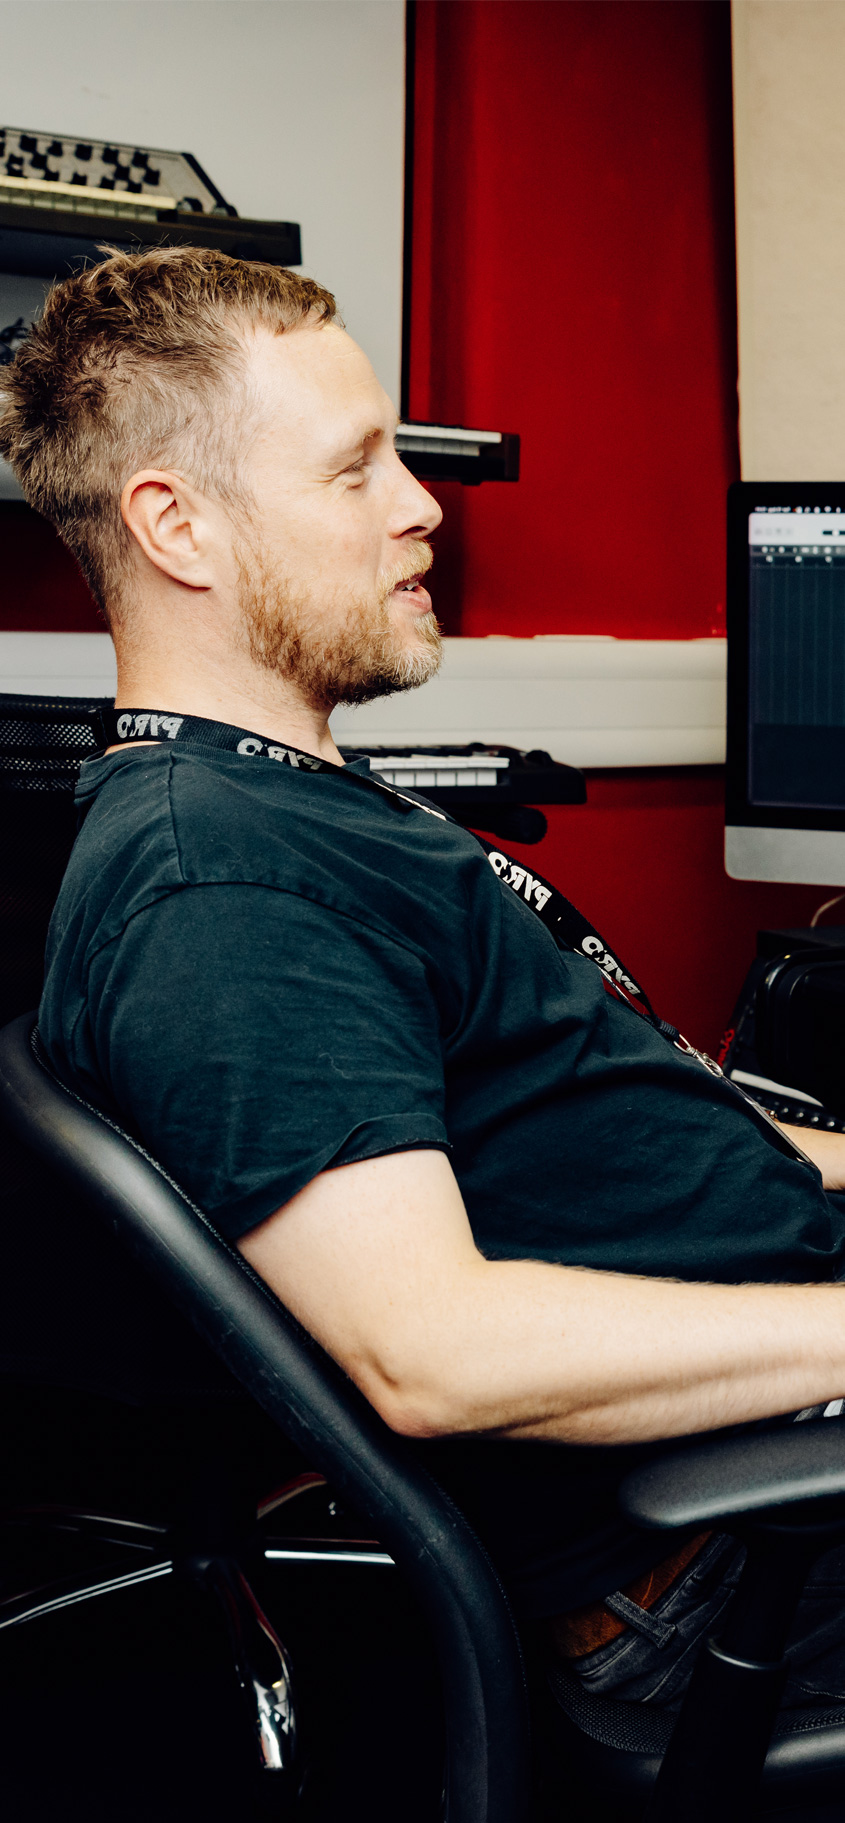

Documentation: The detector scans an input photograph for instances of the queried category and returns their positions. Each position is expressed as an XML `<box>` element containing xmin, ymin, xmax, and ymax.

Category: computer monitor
<box><xmin>726</xmin><ymin>480</ymin><xmax>845</xmax><ymax>884</ymax></box>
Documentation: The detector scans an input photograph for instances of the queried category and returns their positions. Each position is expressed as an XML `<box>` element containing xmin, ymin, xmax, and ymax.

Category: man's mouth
<box><xmin>390</xmin><ymin>571</ymin><xmax>432</xmax><ymax>612</ymax></box>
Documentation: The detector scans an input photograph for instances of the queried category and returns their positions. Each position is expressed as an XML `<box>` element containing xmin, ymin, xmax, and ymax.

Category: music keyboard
<box><xmin>340</xmin><ymin>744</ymin><xmax>586</xmax><ymax>843</ymax></box>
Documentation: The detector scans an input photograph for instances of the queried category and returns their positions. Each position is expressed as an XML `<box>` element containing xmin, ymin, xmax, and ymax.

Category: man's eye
<box><xmin>343</xmin><ymin>459</ymin><xmax>369</xmax><ymax>486</ymax></box>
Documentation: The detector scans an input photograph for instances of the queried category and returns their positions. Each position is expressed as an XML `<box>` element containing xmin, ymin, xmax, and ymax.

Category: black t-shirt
<box><xmin>37</xmin><ymin>743</ymin><xmax>845</xmax><ymax>1614</ymax></box>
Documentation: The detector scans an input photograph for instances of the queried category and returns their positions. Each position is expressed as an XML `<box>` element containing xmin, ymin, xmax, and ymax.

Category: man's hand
<box><xmin>238</xmin><ymin>1148</ymin><xmax>845</xmax><ymax>1447</ymax></box>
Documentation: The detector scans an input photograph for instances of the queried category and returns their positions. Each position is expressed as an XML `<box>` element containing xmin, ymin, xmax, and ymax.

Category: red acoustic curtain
<box><xmin>406</xmin><ymin>0</ymin><xmax>739</xmax><ymax>638</ymax></box>
<box><xmin>404</xmin><ymin>1</ymin><xmax>824</xmax><ymax>1045</ymax></box>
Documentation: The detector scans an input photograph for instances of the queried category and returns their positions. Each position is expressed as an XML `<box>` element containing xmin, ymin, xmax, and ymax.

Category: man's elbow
<box><xmin>354</xmin><ymin>1358</ymin><xmax>470</xmax><ymax>1440</ymax></box>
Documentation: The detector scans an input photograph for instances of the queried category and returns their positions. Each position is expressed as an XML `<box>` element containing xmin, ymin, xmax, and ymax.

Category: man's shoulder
<box><xmin>57</xmin><ymin>739</ymin><xmax>487</xmax><ymax>960</ymax></box>
<box><xmin>54</xmin><ymin>747</ymin><xmax>186</xmax><ymax>948</ymax></box>
<box><xmin>61</xmin><ymin>743</ymin><xmax>395</xmax><ymax>925</ymax></box>
<box><xmin>73</xmin><ymin>743</ymin><xmax>311</xmax><ymax>890</ymax></box>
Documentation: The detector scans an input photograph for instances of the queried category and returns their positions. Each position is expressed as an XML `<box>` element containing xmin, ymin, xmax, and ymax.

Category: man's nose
<box><xmin>393</xmin><ymin>463</ymin><xmax>443</xmax><ymax>539</ymax></box>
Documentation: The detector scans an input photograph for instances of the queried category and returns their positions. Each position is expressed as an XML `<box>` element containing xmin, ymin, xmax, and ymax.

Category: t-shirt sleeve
<box><xmin>86</xmin><ymin>883</ymin><xmax>451</xmax><ymax>1240</ymax></box>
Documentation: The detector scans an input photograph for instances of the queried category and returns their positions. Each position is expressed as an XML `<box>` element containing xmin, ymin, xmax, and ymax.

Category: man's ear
<box><xmin>120</xmin><ymin>470</ymin><xmax>216</xmax><ymax>590</ymax></box>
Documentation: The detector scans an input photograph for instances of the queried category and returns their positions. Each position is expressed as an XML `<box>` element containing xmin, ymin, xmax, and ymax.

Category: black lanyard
<box><xmin>475</xmin><ymin>838</ymin><xmax>669</xmax><ymax>1026</ymax></box>
<box><xmin>98</xmin><ymin>708</ymin><xmax>660</xmax><ymax>1015</ymax></box>
<box><xmin>95</xmin><ymin>706</ymin><xmax>811</xmax><ymax>1166</ymax></box>
<box><xmin>95</xmin><ymin>704</ymin><xmax>442</xmax><ymax>817</ymax></box>
<box><xmin>470</xmin><ymin>836</ymin><xmax>814</xmax><ymax>1161</ymax></box>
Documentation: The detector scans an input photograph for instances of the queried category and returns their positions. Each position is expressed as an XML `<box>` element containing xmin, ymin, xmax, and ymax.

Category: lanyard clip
<box><xmin>674</xmin><ymin>1035</ymin><xmax>725</xmax><ymax>1078</ymax></box>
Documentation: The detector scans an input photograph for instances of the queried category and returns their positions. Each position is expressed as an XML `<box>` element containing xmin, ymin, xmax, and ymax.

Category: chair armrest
<box><xmin>619</xmin><ymin>1419</ymin><xmax>845</xmax><ymax>1530</ymax></box>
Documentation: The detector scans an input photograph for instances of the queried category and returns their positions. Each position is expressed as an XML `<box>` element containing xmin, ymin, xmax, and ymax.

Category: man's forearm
<box><xmin>777</xmin><ymin>1120</ymin><xmax>845</xmax><ymax>1189</ymax></box>
<box><xmin>445</xmin><ymin>1259</ymin><xmax>845</xmax><ymax>1446</ymax></box>
<box><xmin>239</xmin><ymin>1151</ymin><xmax>845</xmax><ymax>1449</ymax></box>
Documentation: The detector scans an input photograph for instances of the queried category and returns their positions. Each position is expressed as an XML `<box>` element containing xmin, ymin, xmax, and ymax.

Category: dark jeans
<box><xmin>568</xmin><ymin>1528</ymin><xmax>845</xmax><ymax>1714</ymax></box>
<box><xmin>570</xmin><ymin>1215</ymin><xmax>845</xmax><ymax>1713</ymax></box>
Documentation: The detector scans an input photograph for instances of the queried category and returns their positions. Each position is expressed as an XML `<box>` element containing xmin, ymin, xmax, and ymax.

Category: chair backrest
<box><xmin>0</xmin><ymin>692</ymin><xmax>239</xmax><ymax>1400</ymax></box>
<box><xmin>0</xmin><ymin>1013</ymin><xmax>531</xmax><ymax>1823</ymax></box>
<box><xmin>0</xmin><ymin>693</ymin><xmax>108</xmax><ymax>1026</ymax></box>
<box><xmin>2</xmin><ymin>1101</ymin><xmax>243</xmax><ymax>1402</ymax></box>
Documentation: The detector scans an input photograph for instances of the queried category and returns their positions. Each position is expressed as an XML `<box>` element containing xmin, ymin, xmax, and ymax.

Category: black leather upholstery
<box><xmin>0</xmin><ymin>695</ymin><xmax>106</xmax><ymax>1028</ymax></box>
<box><xmin>621</xmin><ymin>1422</ymin><xmax>845</xmax><ymax>1529</ymax></box>
<box><xmin>0</xmin><ymin>1013</ymin><xmax>531</xmax><ymax>1823</ymax></box>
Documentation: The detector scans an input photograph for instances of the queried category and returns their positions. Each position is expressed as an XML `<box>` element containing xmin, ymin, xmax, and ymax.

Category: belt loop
<box><xmin>604</xmin><ymin>1590</ymin><xmax>677</xmax><ymax>1648</ymax></box>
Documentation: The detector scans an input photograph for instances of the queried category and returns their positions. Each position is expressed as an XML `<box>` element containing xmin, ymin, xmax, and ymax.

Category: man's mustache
<box><xmin>380</xmin><ymin>539</ymin><xmax>434</xmax><ymax>596</ymax></box>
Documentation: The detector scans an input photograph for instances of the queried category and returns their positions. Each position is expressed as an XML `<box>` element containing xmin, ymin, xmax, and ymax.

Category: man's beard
<box><xmin>235</xmin><ymin>537</ymin><xmax>441</xmax><ymax>709</ymax></box>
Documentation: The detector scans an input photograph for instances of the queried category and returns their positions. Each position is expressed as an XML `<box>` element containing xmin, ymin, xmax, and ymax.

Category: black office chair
<box><xmin>0</xmin><ymin>693</ymin><xmax>531</xmax><ymax>1822</ymax></box>
<box><xmin>0</xmin><ymin>1009</ymin><xmax>532</xmax><ymax>1823</ymax></box>
<box><xmin>6</xmin><ymin>691</ymin><xmax>845</xmax><ymax>1822</ymax></box>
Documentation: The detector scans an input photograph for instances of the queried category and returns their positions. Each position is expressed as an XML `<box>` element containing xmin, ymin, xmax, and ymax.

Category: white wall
<box><xmin>733</xmin><ymin>0</ymin><xmax>845</xmax><ymax>478</ymax></box>
<box><xmin>0</xmin><ymin>0</ymin><xmax>405</xmax><ymax>391</ymax></box>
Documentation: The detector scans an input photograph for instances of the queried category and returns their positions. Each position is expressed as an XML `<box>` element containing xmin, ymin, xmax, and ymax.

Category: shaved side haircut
<box><xmin>0</xmin><ymin>245</ymin><xmax>337</xmax><ymax>626</ymax></box>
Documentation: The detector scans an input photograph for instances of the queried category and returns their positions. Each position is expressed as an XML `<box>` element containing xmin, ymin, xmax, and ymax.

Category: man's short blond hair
<box><xmin>0</xmin><ymin>245</ymin><xmax>337</xmax><ymax>625</ymax></box>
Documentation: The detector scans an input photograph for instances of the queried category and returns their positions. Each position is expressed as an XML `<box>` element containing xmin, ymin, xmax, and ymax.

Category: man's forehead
<box><xmin>247</xmin><ymin>321</ymin><xmax>395</xmax><ymax>461</ymax></box>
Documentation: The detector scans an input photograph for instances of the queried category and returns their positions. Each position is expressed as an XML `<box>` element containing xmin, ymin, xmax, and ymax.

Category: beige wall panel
<box><xmin>733</xmin><ymin>0</ymin><xmax>845</xmax><ymax>478</ymax></box>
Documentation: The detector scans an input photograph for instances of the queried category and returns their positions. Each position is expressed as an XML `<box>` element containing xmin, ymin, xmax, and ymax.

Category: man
<box><xmin>4</xmin><ymin>244</ymin><xmax>845</xmax><ymax>1711</ymax></box>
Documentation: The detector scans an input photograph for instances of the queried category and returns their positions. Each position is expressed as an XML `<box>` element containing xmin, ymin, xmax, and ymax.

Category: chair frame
<box><xmin>0</xmin><ymin>1012</ymin><xmax>532</xmax><ymax>1823</ymax></box>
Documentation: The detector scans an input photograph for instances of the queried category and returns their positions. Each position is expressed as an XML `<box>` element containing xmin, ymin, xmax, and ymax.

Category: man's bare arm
<box><xmin>238</xmin><ymin>1149</ymin><xmax>845</xmax><ymax>1447</ymax></box>
<box><xmin>780</xmin><ymin>1121</ymin><xmax>845</xmax><ymax>1190</ymax></box>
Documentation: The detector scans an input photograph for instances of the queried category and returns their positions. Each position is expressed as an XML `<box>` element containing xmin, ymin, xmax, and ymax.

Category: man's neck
<box><xmin>113</xmin><ymin>654</ymin><xmax>345</xmax><ymax>765</ymax></box>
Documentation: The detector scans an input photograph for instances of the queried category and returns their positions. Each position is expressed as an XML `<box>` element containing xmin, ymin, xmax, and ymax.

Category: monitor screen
<box><xmin>726</xmin><ymin>481</ymin><xmax>845</xmax><ymax>884</ymax></box>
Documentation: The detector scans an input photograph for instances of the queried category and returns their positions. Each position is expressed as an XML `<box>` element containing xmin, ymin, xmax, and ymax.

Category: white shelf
<box><xmin>332</xmin><ymin>636</ymin><xmax>727</xmax><ymax>767</ymax></box>
<box><xmin>0</xmin><ymin>630</ymin><xmax>117</xmax><ymax>696</ymax></box>
<box><xmin>0</xmin><ymin>632</ymin><xmax>728</xmax><ymax>767</ymax></box>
